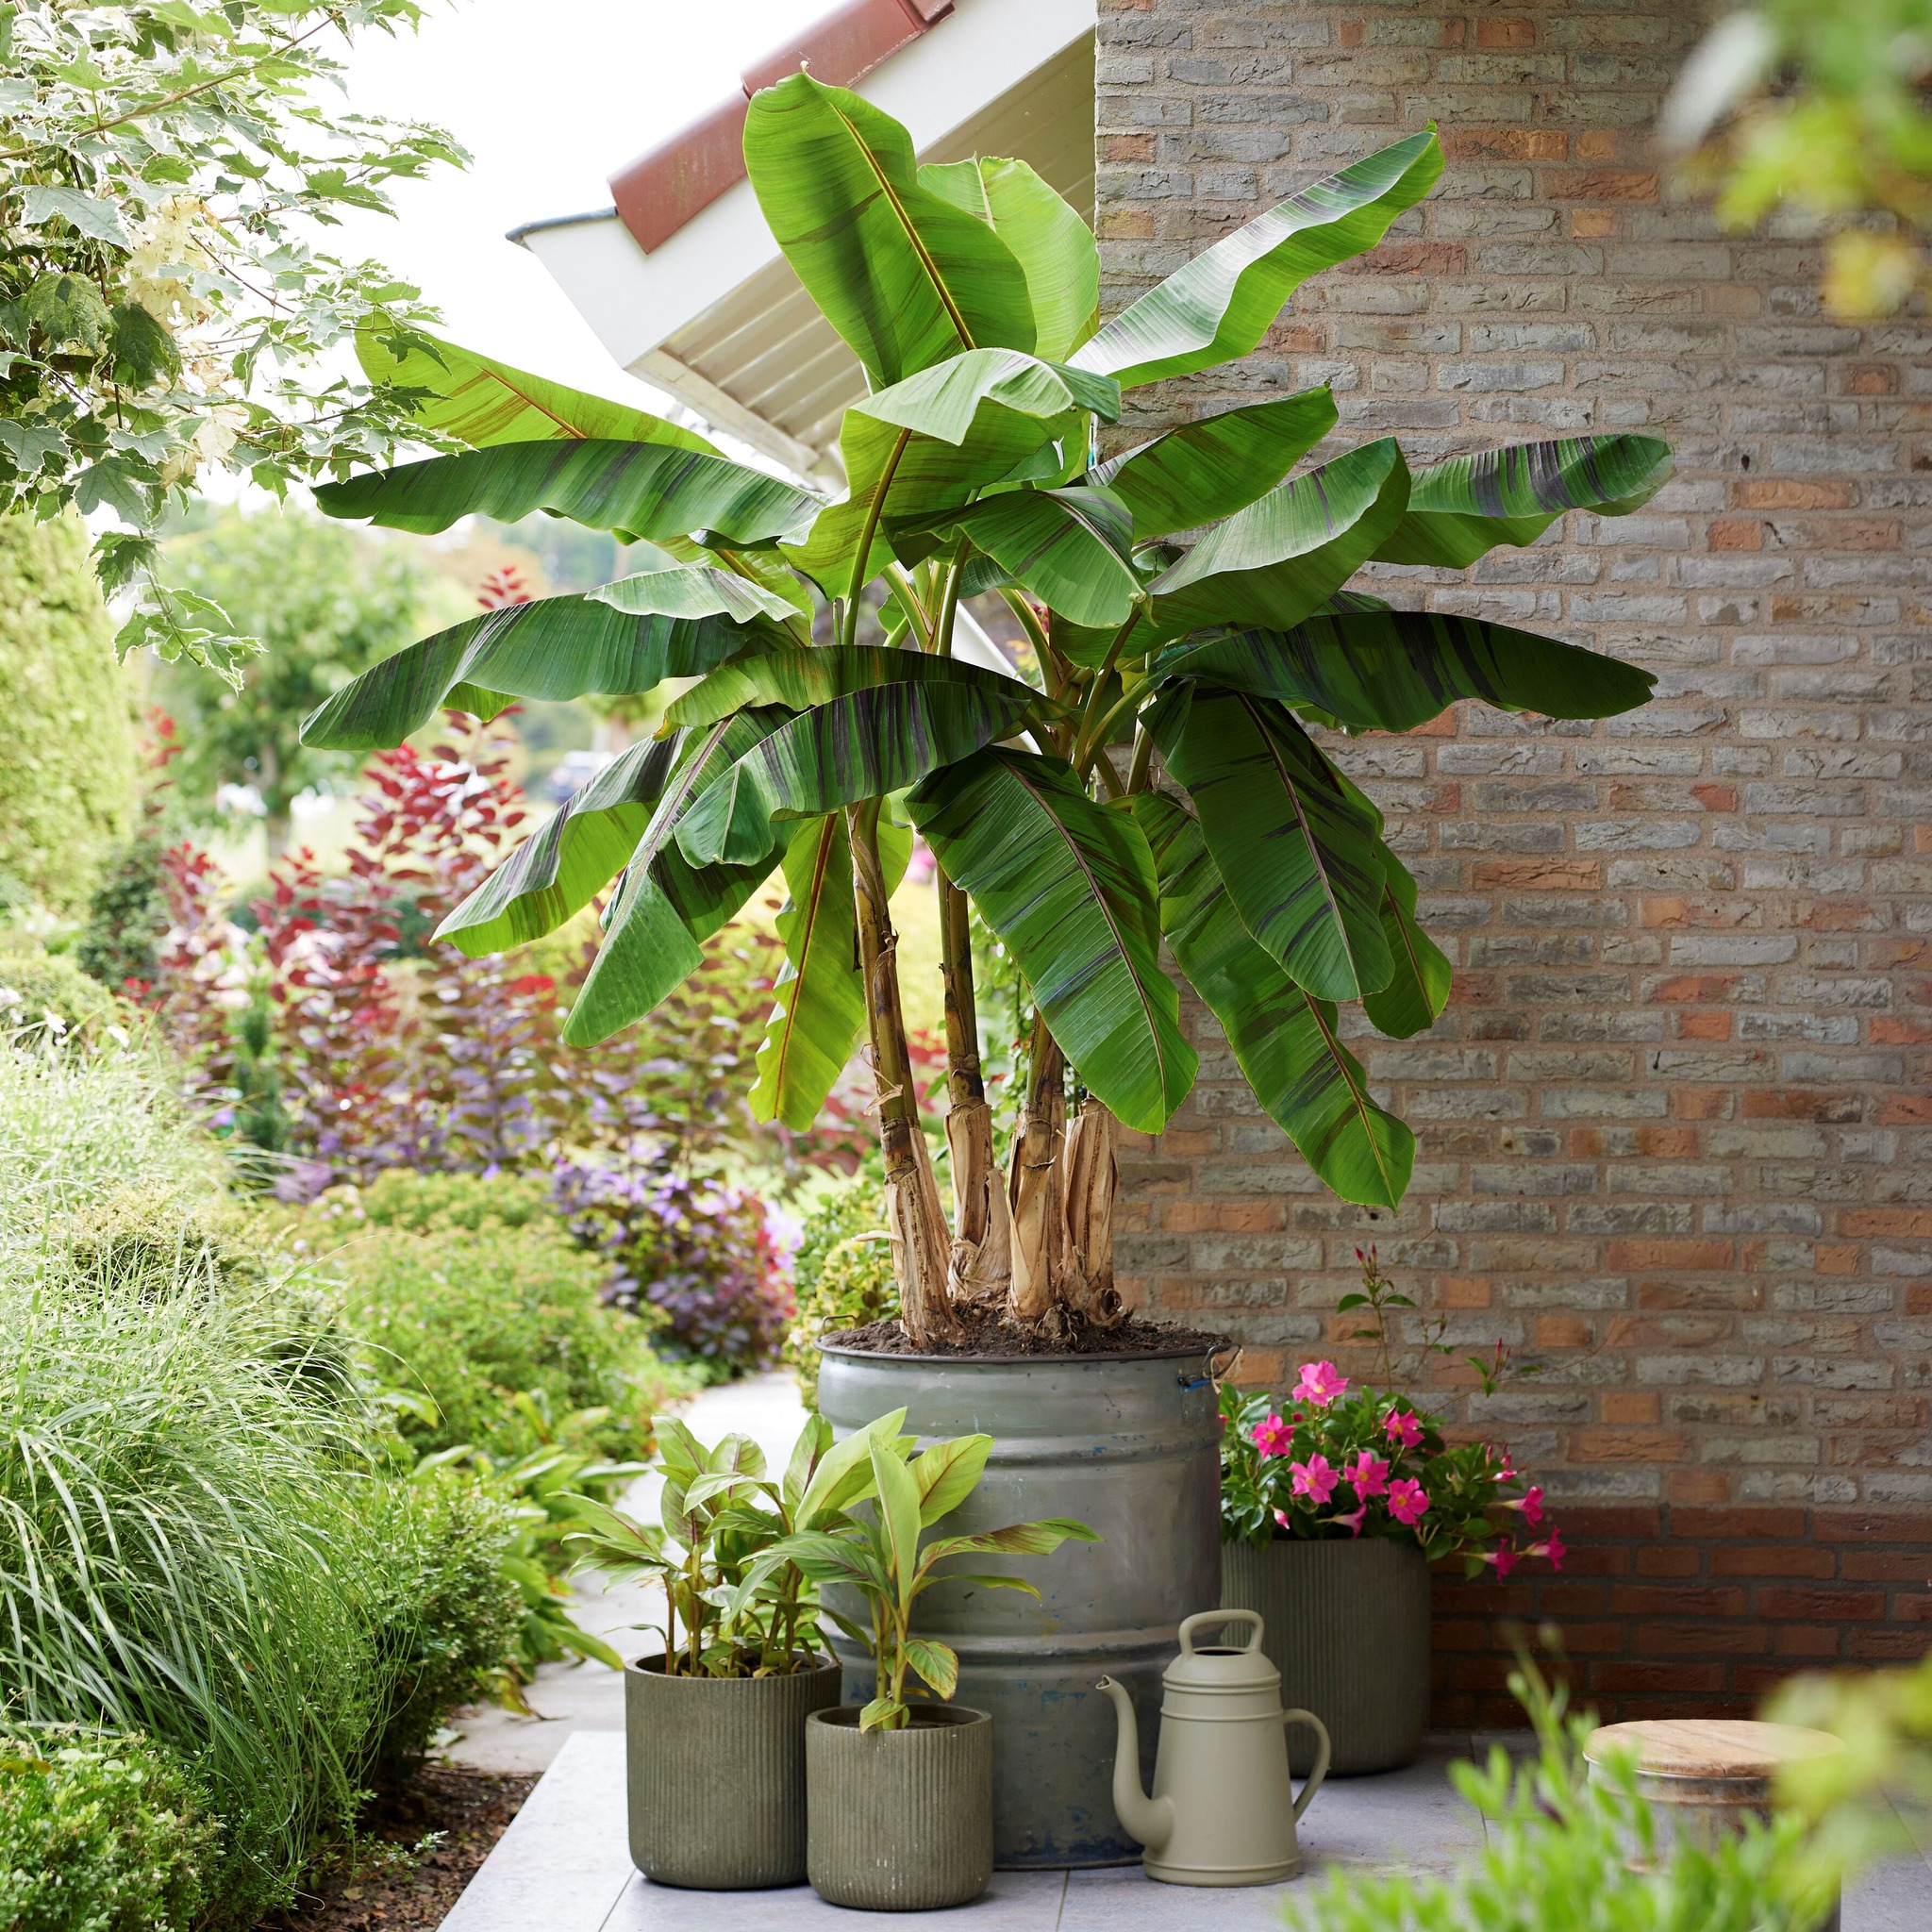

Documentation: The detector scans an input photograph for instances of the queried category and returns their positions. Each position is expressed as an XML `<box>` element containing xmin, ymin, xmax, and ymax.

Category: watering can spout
<box><xmin>1097</xmin><ymin>1676</ymin><xmax>1174</xmax><ymax>1853</ymax></box>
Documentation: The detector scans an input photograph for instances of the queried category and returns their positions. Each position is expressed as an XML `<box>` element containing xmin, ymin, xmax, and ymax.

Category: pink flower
<box><xmin>1273</xmin><ymin>1507</ymin><xmax>1291</xmax><ymax>1530</ymax></box>
<box><xmin>1291</xmin><ymin>1361</ymin><xmax>1348</xmax><ymax>1408</ymax></box>
<box><xmin>1386</xmin><ymin>1477</ymin><xmax>1429</xmax><ymax>1526</ymax></box>
<box><xmin>1532</xmin><ymin>1529</ymin><xmax>1566</xmax><ymax>1572</ymax></box>
<box><xmin>1328</xmin><ymin>1502</ymin><xmax>1368</xmax><ymax>1538</ymax></box>
<box><xmin>1250</xmin><ymin>1412</ymin><xmax>1293</xmax><ymax>1458</ymax></box>
<box><xmin>1384</xmin><ymin>1407</ymin><xmax>1423</xmax><ymax>1451</ymax></box>
<box><xmin>1290</xmin><ymin>1455</ymin><xmax>1340</xmax><ymax>1505</ymax></box>
<box><xmin>1345</xmin><ymin>1451</ymin><xmax>1390</xmax><ymax>1500</ymax></box>
<box><xmin>1511</xmin><ymin>1484</ymin><xmax>1544</xmax><ymax>1527</ymax></box>
<box><xmin>1488</xmin><ymin>1547</ymin><xmax>1520</xmax><ymax>1579</ymax></box>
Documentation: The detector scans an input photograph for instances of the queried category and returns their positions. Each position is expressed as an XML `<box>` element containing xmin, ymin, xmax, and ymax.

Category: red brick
<box><xmin>1774</xmin><ymin>1624</ymin><xmax>1847</xmax><ymax>1658</ymax></box>
<box><xmin>1637</xmin><ymin>1622</ymin><xmax>1770</xmax><ymax>1656</ymax></box>
<box><xmin>1586</xmin><ymin>1661</ymin><xmax>1727</xmax><ymax>1694</ymax></box>
<box><xmin>1848</xmin><ymin>1630</ymin><xmax>1932</xmax><ymax>1661</ymax></box>
<box><xmin>1607</xmin><ymin>1240</ymin><xmax>1732</xmax><ymax>1272</ymax></box>
<box><xmin>1812</xmin><ymin>1510</ymin><xmax>1932</xmax><ymax>1544</ymax></box>
<box><xmin>1710</xmin><ymin>1546</ymin><xmax>1837</xmax><ymax>1579</ymax></box>
<box><xmin>1476</xmin><ymin>16</ymin><xmax>1536</xmax><ymax>46</ymax></box>
<box><xmin>1609</xmin><ymin>1586</ymin><xmax>1749</xmax><ymax>1618</ymax></box>
<box><xmin>1636</xmin><ymin>1545</ymin><xmax>1703</xmax><ymax>1578</ymax></box>
<box><xmin>1756</xmin><ymin>1587</ymin><xmax>1885</xmax><ymax>1621</ymax></box>
<box><xmin>1842</xmin><ymin>1551</ymin><xmax>1932</xmax><ymax>1582</ymax></box>
<box><xmin>1670</xmin><ymin>1507</ymin><xmax>1808</xmax><ymax>1540</ymax></box>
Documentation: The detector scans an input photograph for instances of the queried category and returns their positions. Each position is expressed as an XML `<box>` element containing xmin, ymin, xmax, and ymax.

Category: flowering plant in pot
<box><xmin>1219</xmin><ymin>1250</ymin><xmax>1561</xmax><ymax>1774</ymax></box>
<box><xmin>564</xmin><ymin>1412</ymin><xmax>879</xmax><ymax>1890</ymax></box>
<box><xmin>751</xmin><ymin>1423</ymin><xmax>1097</xmax><ymax>1909</ymax></box>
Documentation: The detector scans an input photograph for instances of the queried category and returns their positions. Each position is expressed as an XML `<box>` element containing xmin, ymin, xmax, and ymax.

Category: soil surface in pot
<box><xmin>254</xmin><ymin>1765</ymin><xmax>532</xmax><ymax>1932</ymax></box>
<box><xmin>824</xmin><ymin>1308</ymin><xmax>1231</xmax><ymax>1359</ymax></box>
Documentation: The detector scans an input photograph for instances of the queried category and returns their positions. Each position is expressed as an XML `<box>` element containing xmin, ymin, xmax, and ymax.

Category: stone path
<box><xmin>439</xmin><ymin>1729</ymin><xmax>1932</xmax><ymax>1931</ymax></box>
<box><xmin>442</xmin><ymin>1372</ymin><xmax>809</xmax><ymax>1775</ymax></box>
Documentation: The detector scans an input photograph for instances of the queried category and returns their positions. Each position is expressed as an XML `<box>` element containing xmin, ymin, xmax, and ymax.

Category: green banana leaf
<box><xmin>742</xmin><ymin>74</ymin><xmax>1035</xmax><ymax>388</ymax></box>
<box><xmin>908</xmin><ymin>748</ymin><xmax>1194</xmax><ymax>1135</ymax></box>
<box><xmin>784</xmin><ymin>350</ymin><xmax>1108</xmax><ymax>596</ymax></box>
<box><xmin>313</xmin><ymin>441</ymin><xmax>819</xmax><ymax>546</ymax></box>
<box><xmin>749</xmin><ymin>813</ymin><xmax>911</xmax><ymax>1131</ymax></box>
<box><xmin>1091</xmin><ymin>388</ymin><xmax>1339</xmax><ymax>541</ymax></box>
<box><xmin>563</xmin><ymin>710</ymin><xmax>793</xmax><ymax>1047</ymax></box>
<box><xmin>674</xmin><ymin>679</ymin><xmax>1038</xmax><ymax>867</ymax></box>
<box><xmin>1150</xmin><ymin>684</ymin><xmax>1391</xmax><ymax>1003</ymax></box>
<box><xmin>436</xmin><ymin>735</ymin><xmax>680</xmax><ymax>957</ymax></box>
<box><xmin>1068</xmin><ymin>130</ymin><xmax>1441</xmax><ymax>389</ymax></box>
<box><xmin>919</xmin><ymin>157</ymin><xmax>1099</xmax><ymax>362</ymax></box>
<box><xmin>914</xmin><ymin>485</ymin><xmax>1141</xmax><ymax>628</ymax></box>
<box><xmin>1133</xmin><ymin>793</ymin><xmax>1413</xmax><ymax>1208</ymax></box>
<box><xmin>1147</xmin><ymin>439</ymin><xmax>1411</xmax><ymax>636</ymax></box>
<box><xmin>1153</xmin><ymin>609</ymin><xmax>1657</xmax><ymax>733</ymax></box>
<box><xmin>299</xmin><ymin>597</ymin><xmax>754</xmax><ymax>751</ymax></box>
<box><xmin>590</xmin><ymin>565</ymin><xmax>799</xmax><ymax>625</ymax></box>
<box><xmin>1373</xmin><ymin>433</ymin><xmax>1674</xmax><ymax>568</ymax></box>
<box><xmin>665</xmin><ymin>643</ymin><xmax>1050</xmax><ymax>733</ymax></box>
<box><xmin>356</xmin><ymin>325</ymin><xmax>717</xmax><ymax>451</ymax></box>
<box><xmin>1361</xmin><ymin>842</ymin><xmax>1451</xmax><ymax>1041</ymax></box>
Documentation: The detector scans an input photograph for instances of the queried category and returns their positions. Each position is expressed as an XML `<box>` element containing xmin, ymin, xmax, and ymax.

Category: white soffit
<box><xmin>515</xmin><ymin>0</ymin><xmax>1096</xmax><ymax>480</ymax></box>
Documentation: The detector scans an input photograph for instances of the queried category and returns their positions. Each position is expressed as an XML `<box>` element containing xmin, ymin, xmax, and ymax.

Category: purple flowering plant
<box><xmin>1220</xmin><ymin>1248</ymin><xmax>1563</xmax><ymax>1578</ymax></box>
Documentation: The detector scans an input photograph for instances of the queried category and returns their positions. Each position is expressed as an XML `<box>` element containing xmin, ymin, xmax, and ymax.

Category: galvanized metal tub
<box><xmin>817</xmin><ymin>1341</ymin><xmax>1225</xmax><ymax>1868</ymax></box>
<box><xmin>1221</xmin><ymin>1535</ymin><xmax>1432</xmax><ymax>1774</ymax></box>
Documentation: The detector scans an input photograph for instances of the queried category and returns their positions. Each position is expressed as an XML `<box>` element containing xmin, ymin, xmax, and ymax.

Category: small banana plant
<box><xmin>564</xmin><ymin>1407</ymin><xmax>916</xmax><ymax>1676</ymax></box>
<box><xmin>749</xmin><ymin>1428</ymin><xmax>1099</xmax><ymax>1732</ymax></box>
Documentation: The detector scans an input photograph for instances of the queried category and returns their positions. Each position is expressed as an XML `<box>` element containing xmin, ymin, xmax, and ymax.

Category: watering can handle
<box><xmin>1178</xmin><ymin>1608</ymin><xmax>1263</xmax><ymax>1654</ymax></box>
<box><xmin>1282</xmin><ymin>1708</ymin><xmax>1331</xmax><ymax>1824</ymax></box>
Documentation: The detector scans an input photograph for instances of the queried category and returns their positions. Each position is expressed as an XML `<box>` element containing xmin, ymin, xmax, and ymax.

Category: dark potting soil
<box><xmin>824</xmin><ymin>1307</ymin><xmax>1233</xmax><ymax>1360</ymax></box>
<box><xmin>253</xmin><ymin>1765</ymin><xmax>534</xmax><ymax>1932</ymax></box>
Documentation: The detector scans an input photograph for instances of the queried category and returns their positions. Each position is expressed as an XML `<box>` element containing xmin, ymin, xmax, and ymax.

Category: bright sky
<box><xmin>335</xmin><ymin>0</ymin><xmax>822</xmax><ymax>408</ymax></box>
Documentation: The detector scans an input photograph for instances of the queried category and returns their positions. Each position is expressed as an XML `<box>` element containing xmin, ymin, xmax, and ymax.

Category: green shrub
<box><xmin>350</xmin><ymin>1166</ymin><xmax>552</xmax><ymax>1235</ymax></box>
<box><xmin>349</xmin><ymin>1472</ymin><xmax>519</xmax><ymax>1782</ymax></box>
<box><xmin>0</xmin><ymin>941</ymin><xmax>123</xmax><ymax>1041</ymax></box>
<box><xmin>302</xmin><ymin>1174</ymin><xmax>684</xmax><ymax>1461</ymax></box>
<box><xmin>784</xmin><ymin>1174</ymin><xmax>896</xmax><ymax>1409</ymax></box>
<box><xmin>0</xmin><ymin>1727</ymin><xmax>218</xmax><ymax>1932</ymax></box>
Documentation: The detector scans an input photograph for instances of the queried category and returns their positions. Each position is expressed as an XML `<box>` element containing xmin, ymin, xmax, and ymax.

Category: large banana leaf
<box><xmin>300</xmin><ymin>597</ymin><xmax>755</xmax><ymax>751</ymax></box>
<box><xmin>1134</xmin><ymin>793</ymin><xmax>1412</xmax><ymax>1208</ymax></box>
<box><xmin>856</xmin><ymin>348</ymin><xmax>1118</xmax><ymax>446</ymax></box>
<box><xmin>1091</xmin><ymin>388</ymin><xmax>1339</xmax><ymax>541</ymax></box>
<box><xmin>750</xmin><ymin>813</ymin><xmax>911</xmax><ymax>1131</ymax></box>
<box><xmin>920</xmin><ymin>157</ymin><xmax>1098</xmax><ymax>362</ymax></box>
<box><xmin>1069</xmin><ymin>131</ymin><xmax>1441</xmax><ymax>389</ymax></box>
<box><xmin>590</xmin><ymin>564</ymin><xmax>800</xmax><ymax>625</ymax></box>
<box><xmin>1148</xmin><ymin>439</ymin><xmax>1411</xmax><ymax>636</ymax></box>
<box><xmin>1151</xmin><ymin>684</ymin><xmax>1391</xmax><ymax>1003</ymax></box>
<box><xmin>666</xmin><ymin>644</ymin><xmax>1050</xmax><ymax>734</ymax></box>
<box><xmin>742</xmin><ymin>74</ymin><xmax>1035</xmax><ymax>389</ymax></box>
<box><xmin>313</xmin><ymin>441</ymin><xmax>819</xmax><ymax>546</ymax></box>
<box><xmin>1153</xmin><ymin>609</ymin><xmax>1657</xmax><ymax>733</ymax></box>
<box><xmin>916</xmin><ymin>485</ymin><xmax>1141</xmax><ymax>628</ymax></box>
<box><xmin>356</xmin><ymin>325</ymin><xmax>717</xmax><ymax>451</ymax></box>
<box><xmin>908</xmin><ymin>748</ymin><xmax>1194</xmax><ymax>1135</ymax></box>
<box><xmin>1361</xmin><ymin>842</ymin><xmax>1451</xmax><ymax>1041</ymax></box>
<box><xmin>675</xmin><ymin>680</ymin><xmax>1038</xmax><ymax>867</ymax></box>
<box><xmin>1374</xmin><ymin>433</ymin><xmax>1674</xmax><ymax>568</ymax></box>
<box><xmin>563</xmin><ymin>710</ymin><xmax>792</xmax><ymax>1047</ymax></box>
<box><xmin>784</xmin><ymin>369</ymin><xmax>1091</xmax><ymax>596</ymax></box>
<box><xmin>436</xmin><ymin>735</ymin><xmax>680</xmax><ymax>957</ymax></box>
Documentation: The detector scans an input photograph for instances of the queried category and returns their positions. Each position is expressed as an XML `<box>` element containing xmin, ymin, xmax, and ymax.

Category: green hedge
<box><xmin>0</xmin><ymin>514</ymin><xmax>136</xmax><ymax>916</ymax></box>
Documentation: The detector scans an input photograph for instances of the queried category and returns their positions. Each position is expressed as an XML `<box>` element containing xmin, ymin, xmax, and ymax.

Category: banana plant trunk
<box><xmin>938</xmin><ymin>866</ymin><xmax>1011</xmax><ymax>1311</ymax></box>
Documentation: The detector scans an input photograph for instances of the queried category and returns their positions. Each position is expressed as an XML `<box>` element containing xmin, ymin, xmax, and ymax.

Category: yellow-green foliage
<box><xmin>0</xmin><ymin>514</ymin><xmax>136</xmax><ymax>914</ymax></box>
<box><xmin>0</xmin><ymin>940</ymin><xmax>124</xmax><ymax>1040</ymax></box>
<box><xmin>785</xmin><ymin>1176</ymin><xmax>897</xmax><ymax>1409</ymax></box>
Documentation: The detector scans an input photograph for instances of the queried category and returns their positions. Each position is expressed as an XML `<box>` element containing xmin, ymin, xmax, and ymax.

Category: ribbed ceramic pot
<box><xmin>806</xmin><ymin>1706</ymin><xmax>993</xmax><ymax>1910</ymax></box>
<box><xmin>1221</xmin><ymin>1537</ymin><xmax>1431</xmax><ymax>1774</ymax></box>
<box><xmin>817</xmin><ymin>1341</ymin><xmax>1224</xmax><ymax>1867</ymax></box>
<box><xmin>625</xmin><ymin>1655</ymin><xmax>842</xmax><ymax>1888</ymax></box>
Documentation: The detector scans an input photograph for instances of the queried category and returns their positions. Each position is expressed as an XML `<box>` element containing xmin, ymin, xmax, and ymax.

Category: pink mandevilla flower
<box><xmin>1329</xmin><ymin>1502</ymin><xmax>1368</xmax><ymax>1539</ymax></box>
<box><xmin>1291</xmin><ymin>1360</ymin><xmax>1348</xmax><ymax>1408</ymax></box>
<box><xmin>1345</xmin><ymin>1451</ymin><xmax>1390</xmax><ymax>1499</ymax></box>
<box><xmin>1273</xmin><ymin>1508</ymin><xmax>1291</xmax><ymax>1530</ymax></box>
<box><xmin>1489</xmin><ymin>1547</ymin><xmax>1520</xmax><ymax>1578</ymax></box>
<box><xmin>1383</xmin><ymin>1407</ymin><xmax>1423</xmax><ymax>1451</ymax></box>
<box><xmin>1290</xmin><ymin>1455</ymin><xmax>1340</xmax><ymax>1505</ymax></box>
<box><xmin>1386</xmin><ymin>1477</ymin><xmax>1429</xmax><ymax>1526</ymax></box>
<box><xmin>1533</xmin><ymin>1529</ymin><xmax>1566</xmax><ymax>1572</ymax></box>
<box><xmin>1250</xmin><ymin>1412</ymin><xmax>1294</xmax><ymax>1458</ymax></box>
<box><xmin>1514</xmin><ymin>1484</ymin><xmax>1544</xmax><ymax>1527</ymax></box>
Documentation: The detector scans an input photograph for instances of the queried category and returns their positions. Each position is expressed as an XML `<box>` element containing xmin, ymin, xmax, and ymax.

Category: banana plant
<box><xmin>304</xmin><ymin>76</ymin><xmax>1670</xmax><ymax>1348</ymax></box>
<box><xmin>747</xmin><ymin>1428</ymin><xmax>1099</xmax><ymax>1732</ymax></box>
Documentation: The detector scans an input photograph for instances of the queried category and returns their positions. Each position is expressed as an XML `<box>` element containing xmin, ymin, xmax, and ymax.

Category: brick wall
<box><xmin>1094</xmin><ymin>0</ymin><xmax>1932</xmax><ymax>1717</ymax></box>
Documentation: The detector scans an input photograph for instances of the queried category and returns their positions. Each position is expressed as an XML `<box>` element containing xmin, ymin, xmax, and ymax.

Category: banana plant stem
<box><xmin>1126</xmin><ymin>724</ymin><xmax>1156</xmax><ymax>794</ymax></box>
<box><xmin>841</xmin><ymin>428</ymin><xmax>913</xmax><ymax>650</ymax></box>
<box><xmin>935</xmin><ymin>859</ymin><xmax>984</xmax><ymax>1108</ymax></box>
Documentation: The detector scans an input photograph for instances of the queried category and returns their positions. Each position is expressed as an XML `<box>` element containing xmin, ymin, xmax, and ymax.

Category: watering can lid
<box><xmin>1162</xmin><ymin>1609</ymin><xmax>1280</xmax><ymax>1691</ymax></box>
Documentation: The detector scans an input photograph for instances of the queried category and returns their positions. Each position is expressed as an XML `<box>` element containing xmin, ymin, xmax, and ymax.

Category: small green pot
<box><xmin>1221</xmin><ymin>1536</ymin><xmax>1432</xmax><ymax>1774</ymax></box>
<box><xmin>625</xmin><ymin>1655</ymin><xmax>842</xmax><ymax>1889</ymax></box>
<box><xmin>806</xmin><ymin>1706</ymin><xmax>993</xmax><ymax>1910</ymax></box>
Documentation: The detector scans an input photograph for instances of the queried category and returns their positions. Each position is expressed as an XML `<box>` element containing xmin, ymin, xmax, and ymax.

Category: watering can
<box><xmin>1097</xmin><ymin>1608</ymin><xmax>1330</xmax><ymax>1886</ymax></box>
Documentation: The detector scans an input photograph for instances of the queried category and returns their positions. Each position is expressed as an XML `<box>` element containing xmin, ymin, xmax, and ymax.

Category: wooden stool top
<box><xmin>1583</xmin><ymin>1720</ymin><xmax>1843</xmax><ymax>1782</ymax></box>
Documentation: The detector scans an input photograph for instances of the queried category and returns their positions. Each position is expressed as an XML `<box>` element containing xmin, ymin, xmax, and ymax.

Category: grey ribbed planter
<box><xmin>625</xmin><ymin>1656</ymin><xmax>841</xmax><ymax>1888</ymax></box>
<box><xmin>806</xmin><ymin>1706</ymin><xmax>993</xmax><ymax>1910</ymax></box>
<box><xmin>1221</xmin><ymin>1537</ymin><xmax>1432</xmax><ymax>1774</ymax></box>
